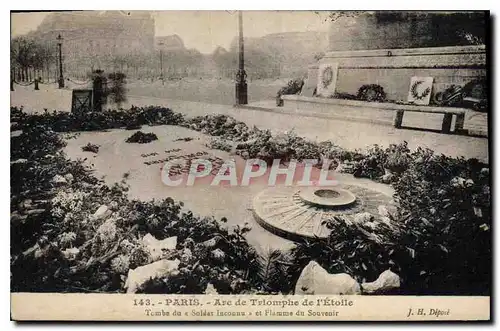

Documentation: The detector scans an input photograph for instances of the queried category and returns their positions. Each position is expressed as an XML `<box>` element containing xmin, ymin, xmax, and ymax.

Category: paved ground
<box><xmin>123</xmin><ymin>96</ymin><xmax>489</xmax><ymax>163</ymax></box>
<box><xmin>11</xmin><ymin>84</ymin><xmax>489</xmax><ymax>162</ymax></box>
<box><xmin>126</xmin><ymin>78</ymin><xmax>288</xmax><ymax>106</ymax></box>
<box><xmin>10</xmin><ymin>83</ymin><xmax>73</xmax><ymax>113</ymax></box>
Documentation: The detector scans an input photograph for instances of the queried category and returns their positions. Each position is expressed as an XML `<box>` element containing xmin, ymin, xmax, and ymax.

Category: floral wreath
<box><xmin>411</xmin><ymin>80</ymin><xmax>431</xmax><ymax>100</ymax></box>
<box><xmin>321</xmin><ymin>67</ymin><xmax>334</xmax><ymax>88</ymax></box>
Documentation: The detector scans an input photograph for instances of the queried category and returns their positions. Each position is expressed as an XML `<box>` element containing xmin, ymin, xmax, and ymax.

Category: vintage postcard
<box><xmin>10</xmin><ymin>10</ymin><xmax>491</xmax><ymax>321</ymax></box>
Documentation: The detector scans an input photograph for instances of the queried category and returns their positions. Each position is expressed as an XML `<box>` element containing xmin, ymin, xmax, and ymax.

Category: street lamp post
<box><xmin>235</xmin><ymin>11</ymin><xmax>248</xmax><ymax>105</ymax></box>
<box><xmin>56</xmin><ymin>34</ymin><xmax>65</xmax><ymax>88</ymax></box>
<box><xmin>159</xmin><ymin>41</ymin><xmax>164</xmax><ymax>85</ymax></box>
<box><xmin>10</xmin><ymin>67</ymin><xmax>14</xmax><ymax>91</ymax></box>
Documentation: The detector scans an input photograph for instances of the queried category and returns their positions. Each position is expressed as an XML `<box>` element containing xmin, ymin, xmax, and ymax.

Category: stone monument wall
<box><xmin>310</xmin><ymin>45</ymin><xmax>486</xmax><ymax>101</ymax></box>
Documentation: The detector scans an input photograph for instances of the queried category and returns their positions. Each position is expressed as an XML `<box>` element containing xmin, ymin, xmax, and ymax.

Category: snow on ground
<box><xmin>10</xmin><ymin>83</ymin><xmax>73</xmax><ymax>113</ymax></box>
<box><xmin>126</xmin><ymin>77</ymin><xmax>287</xmax><ymax>105</ymax></box>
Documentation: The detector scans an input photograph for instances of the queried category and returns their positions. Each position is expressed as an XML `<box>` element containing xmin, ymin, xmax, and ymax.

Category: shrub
<box><xmin>391</xmin><ymin>148</ymin><xmax>490</xmax><ymax>295</ymax></box>
<box><xmin>126</xmin><ymin>131</ymin><xmax>158</xmax><ymax>144</ymax></box>
<box><xmin>81</xmin><ymin>143</ymin><xmax>100</xmax><ymax>153</ymax></box>
<box><xmin>11</xmin><ymin>106</ymin><xmax>184</xmax><ymax>133</ymax></box>
<box><xmin>276</xmin><ymin>78</ymin><xmax>305</xmax><ymax>106</ymax></box>
<box><xmin>108</xmin><ymin>72</ymin><xmax>127</xmax><ymax>108</ymax></box>
<box><xmin>11</xmin><ymin>107</ymin><xmax>491</xmax><ymax>296</ymax></box>
<box><xmin>290</xmin><ymin>214</ymin><xmax>403</xmax><ymax>288</ymax></box>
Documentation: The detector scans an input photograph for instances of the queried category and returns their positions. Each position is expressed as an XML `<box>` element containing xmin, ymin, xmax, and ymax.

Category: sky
<box><xmin>10</xmin><ymin>11</ymin><xmax>331</xmax><ymax>53</ymax></box>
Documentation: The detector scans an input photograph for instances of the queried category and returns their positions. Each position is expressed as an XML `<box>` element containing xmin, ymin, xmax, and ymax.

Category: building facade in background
<box><xmin>31</xmin><ymin>11</ymin><xmax>155</xmax><ymax>55</ymax></box>
<box><xmin>25</xmin><ymin>11</ymin><xmax>155</xmax><ymax>78</ymax></box>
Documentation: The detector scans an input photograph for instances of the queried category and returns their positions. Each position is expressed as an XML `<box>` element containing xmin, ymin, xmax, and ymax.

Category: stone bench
<box><xmin>392</xmin><ymin>106</ymin><xmax>466</xmax><ymax>134</ymax></box>
<box><xmin>282</xmin><ymin>95</ymin><xmax>468</xmax><ymax>134</ymax></box>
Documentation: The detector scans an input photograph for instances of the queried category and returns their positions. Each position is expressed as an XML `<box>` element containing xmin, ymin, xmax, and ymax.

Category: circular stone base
<box><xmin>252</xmin><ymin>184</ymin><xmax>393</xmax><ymax>241</ymax></box>
<box><xmin>298</xmin><ymin>187</ymin><xmax>357</xmax><ymax>208</ymax></box>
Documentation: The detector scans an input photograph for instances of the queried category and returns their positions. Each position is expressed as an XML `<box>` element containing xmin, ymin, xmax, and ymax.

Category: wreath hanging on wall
<box><xmin>321</xmin><ymin>67</ymin><xmax>334</xmax><ymax>88</ymax></box>
<box><xmin>410</xmin><ymin>80</ymin><xmax>431</xmax><ymax>100</ymax></box>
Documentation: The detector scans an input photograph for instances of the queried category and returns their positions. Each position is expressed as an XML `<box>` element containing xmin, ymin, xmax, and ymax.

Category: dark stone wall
<box><xmin>328</xmin><ymin>12</ymin><xmax>487</xmax><ymax>51</ymax></box>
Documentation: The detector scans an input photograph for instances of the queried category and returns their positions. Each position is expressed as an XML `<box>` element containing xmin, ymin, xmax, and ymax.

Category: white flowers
<box><xmin>142</xmin><ymin>234</ymin><xmax>177</xmax><ymax>261</ymax></box>
<box><xmin>180</xmin><ymin>248</ymin><xmax>193</xmax><ymax>263</ymax></box>
<box><xmin>62</xmin><ymin>247</ymin><xmax>80</xmax><ymax>260</ymax></box>
<box><xmin>58</xmin><ymin>231</ymin><xmax>77</xmax><ymax>248</ymax></box>
<box><xmin>91</xmin><ymin>219</ymin><xmax>119</xmax><ymax>255</ymax></box>
<box><xmin>51</xmin><ymin>189</ymin><xmax>90</xmax><ymax>215</ymax></box>
<box><xmin>63</xmin><ymin>173</ymin><xmax>74</xmax><ymax>184</ymax></box>
<box><xmin>450</xmin><ymin>177</ymin><xmax>464</xmax><ymax>188</ymax></box>
<box><xmin>211</xmin><ymin>248</ymin><xmax>226</xmax><ymax>261</ymax></box>
<box><xmin>63</xmin><ymin>212</ymin><xmax>74</xmax><ymax>223</ymax></box>
<box><xmin>353</xmin><ymin>212</ymin><xmax>374</xmax><ymax>225</ymax></box>
<box><xmin>120</xmin><ymin>239</ymin><xmax>136</xmax><ymax>254</ymax></box>
<box><xmin>51</xmin><ymin>174</ymin><xmax>67</xmax><ymax>185</ymax></box>
<box><xmin>479</xmin><ymin>223</ymin><xmax>489</xmax><ymax>231</ymax></box>
<box><xmin>450</xmin><ymin>177</ymin><xmax>475</xmax><ymax>189</ymax></box>
<box><xmin>95</xmin><ymin>219</ymin><xmax>118</xmax><ymax>243</ymax></box>
<box><xmin>109</xmin><ymin>201</ymin><xmax>119</xmax><ymax>211</ymax></box>
<box><xmin>51</xmin><ymin>206</ymin><xmax>64</xmax><ymax>218</ymax></box>
<box><xmin>111</xmin><ymin>255</ymin><xmax>131</xmax><ymax>274</ymax></box>
<box><xmin>465</xmin><ymin>179</ymin><xmax>475</xmax><ymax>188</ymax></box>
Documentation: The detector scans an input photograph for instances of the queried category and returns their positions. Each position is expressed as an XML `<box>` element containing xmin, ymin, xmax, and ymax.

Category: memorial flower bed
<box><xmin>11</xmin><ymin>117</ymin><xmax>268</xmax><ymax>294</ymax></box>
<box><xmin>176</xmin><ymin>113</ymin><xmax>492</xmax><ymax>295</ymax></box>
<box><xmin>289</xmin><ymin>148</ymin><xmax>490</xmax><ymax>295</ymax></box>
<box><xmin>11</xmin><ymin>105</ymin><xmax>184</xmax><ymax>133</ymax></box>
<box><xmin>11</xmin><ymin>107</ymin><xmax>490</xmax><ymax>295</ymax></box>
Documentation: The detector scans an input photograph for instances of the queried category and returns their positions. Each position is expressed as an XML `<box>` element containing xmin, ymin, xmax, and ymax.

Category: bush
<box><xmin>126</xmin><ymin>131</ymin><xmax>158</xmax><ymax>144</ymax></box>
<box><xmin>11</xmin><ymin>107</ymin><xmax>490</xmax><ymax>296</ymax></box>
<box><xmin>182</xmin><ymin>114</ymin><xmax>260</xmax><ymax>142</ymax></box>
<box><xmin>108</xmin><ymin>72</ymin><xmax>127</xmax><ymax>108</ymax></box>
<box><xmin>290</xmin><ymin>214</ymin><xmax>403</xmax><ymax>289</ymax></box>
<box><xmin>81</xmin><ymin>143</ymin><xmax>100</xmax><ymax>153</ymax></box>
<box><xmin>11</xmin><ymin>106</ymin><xmax>184</xmax><ymax>133</ymax></box>
<box><xmin>391</xmin><ymin>148</ymin><xmax>490</xmax><ymax>295</ymax></box>
<box><xmin>276</xmin><ymin>78</ymin><xmax>305</xmax><ymax>106</ymax></box>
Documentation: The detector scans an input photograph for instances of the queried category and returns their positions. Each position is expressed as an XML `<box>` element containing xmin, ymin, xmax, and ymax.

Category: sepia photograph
<box><xmin>9</xmin><ymin>9</ymin><xmax>491</xmax><ymax>321</ymax></box>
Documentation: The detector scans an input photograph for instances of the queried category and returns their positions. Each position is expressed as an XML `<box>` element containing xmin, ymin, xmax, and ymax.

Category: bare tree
<box><xmin>11</xmin><ymin>37</ymin><xmax>56</xmax><ymax>82</ymax></box>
